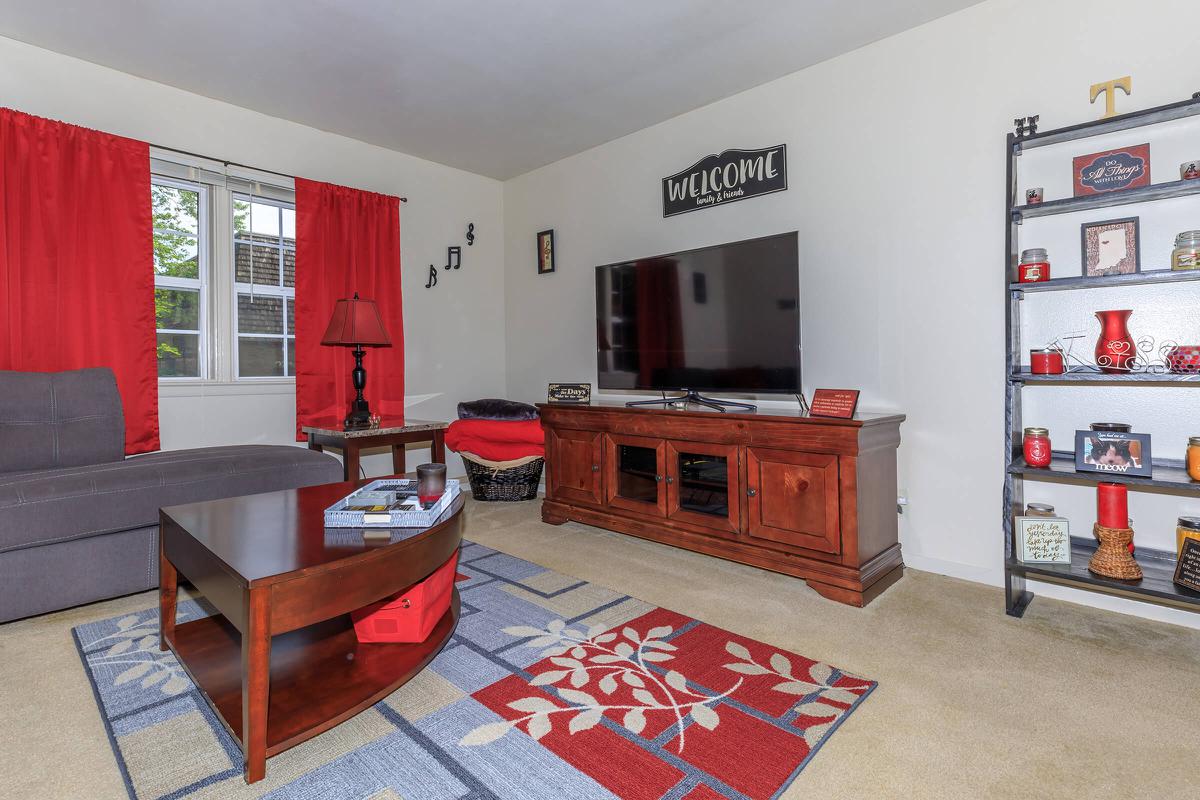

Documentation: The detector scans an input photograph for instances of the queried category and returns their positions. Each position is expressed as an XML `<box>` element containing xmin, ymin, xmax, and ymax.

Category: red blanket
<box><xmin>445</xmin><ymin>418</ymin><xmax>545</xmax><ymax>461</ymax></box>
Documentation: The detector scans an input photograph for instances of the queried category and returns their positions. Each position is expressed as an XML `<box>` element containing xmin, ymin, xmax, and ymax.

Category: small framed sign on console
<box><xmin>547</xmin><ymin>383</ymin><xmax>591</xmax><ymax>404</ymax></box>
<box><xmin>809</xmin><ymin>389</ymin><xmax>860</xmax><ymax>419</ymax></box>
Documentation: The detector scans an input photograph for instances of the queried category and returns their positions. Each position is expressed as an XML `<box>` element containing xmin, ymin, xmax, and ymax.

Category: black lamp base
<box><xmin>343</xmin><ymin>345</ymin><xmax>374</xmax><ymax>431</ymax></box>
<box><xmin>343</xmin><ymin>404</ymin><xmax>372</xmax><ymax>431</ymax></box>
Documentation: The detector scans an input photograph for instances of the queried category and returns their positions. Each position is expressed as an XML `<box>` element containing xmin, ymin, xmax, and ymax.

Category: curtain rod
<box><xmin>150</xmin><ymin>142</ymin><xmax>408</xmax><ymax>203</ymax></box>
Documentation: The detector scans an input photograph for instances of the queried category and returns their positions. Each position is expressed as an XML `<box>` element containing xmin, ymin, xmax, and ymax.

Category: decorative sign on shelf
<box><xmin>808</xmin><ymin>389</ymin><xmax>860</xmax><ymax>419</ymax></box>
<box><xmin>1073</xmin><ymin>144</ymin><xmax>1151</xmax><ymax>197</ymax></box>
<box><xmin>547</xmin><ymin>383</ymin><xmax>591</xmax><ymax>404</ymax></box>
<box><xmin>662</xmin><ymin>145</ymin><xmax>787</xmax><ymax>217</ymax></box>
<box><xmin>1017</xmin><ymin>517</ymin><xmax>1071</xmax><ymax>564</ymax></box>
<box><xmin>1089</xmin><ymin>76</ymin><xmax>1132</xmax><ymax>119</ymax></box>
<box><xmin>1174</xmin><ymin>538</ymin><xmax>1200</xmax><ymax>593</ymax></box>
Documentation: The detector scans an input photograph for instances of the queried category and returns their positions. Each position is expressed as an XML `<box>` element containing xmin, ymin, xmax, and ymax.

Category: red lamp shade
<box><xmin>321</xmin><ymin>293</ymin><xmax>392</xmax><ymax>347</ymax></box>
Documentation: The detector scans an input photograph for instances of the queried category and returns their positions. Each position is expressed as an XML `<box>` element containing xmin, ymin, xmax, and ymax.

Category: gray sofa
<box><xmin>0</xmin><ymin>368</ymin><xmax>342</xmax><ymax>622</ymax></box>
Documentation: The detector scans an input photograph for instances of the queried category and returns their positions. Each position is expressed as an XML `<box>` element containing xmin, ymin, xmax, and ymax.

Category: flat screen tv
<box><xmin>595</xmin><ymin>231</ymin><xmax>800</xmax><ymax>396</ymax></box>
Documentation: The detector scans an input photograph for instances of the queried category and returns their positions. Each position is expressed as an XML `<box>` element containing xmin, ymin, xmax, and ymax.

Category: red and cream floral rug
<box><xmin>74</xmin><ymin>541</ymin><xmax>876</xmax><ymax>799</ymax></box>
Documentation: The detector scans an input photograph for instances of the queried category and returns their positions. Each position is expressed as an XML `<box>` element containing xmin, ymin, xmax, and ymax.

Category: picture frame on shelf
<box><xmin>1081</xmin><ymin>217</ymin><xmax>1140</xmax><ymax>277</ymax></box>
<box><xmin>1016</xmin><ymin>516</ymin><xmax>1071</xmax><ymax>564</ymax></box>
<box><xmin>1072</xmin><ymin>143</ymin><xmax>1151</xmax><ymax>197</ymax></box>
<box><xmin>1174</xmin><ymin>538</ymin><xmax>1200</xmax><ymax>592</ymax></box>
<box><xmin>537</xmin><ymin>229</ymin><xmax>555</xmax><ymax>274</ymax></box>
<box><xmin>1073</xmin><ymin>429</ymin><xmax>1152</xmax><ymax>478</ymax></box>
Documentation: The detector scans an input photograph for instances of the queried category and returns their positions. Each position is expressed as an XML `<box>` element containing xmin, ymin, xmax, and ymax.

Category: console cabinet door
<box><xmin>604</xmin><ymin>433</ymin><xmax>667</xmax><ymax>516</ymax></box>
<box><xmin>665</xmin><ymin>441</ymin><xmax>741</xmax><ymax>535</ymax></box>
<box><xmin>745</xmin><ymin>448</ymin><xmax>841</xmax><ymax>554</ymax></box>
<box><xmin>547</xmin><ymin>428</ymin><xmax>604</xmax><ymax>506</ymax></box>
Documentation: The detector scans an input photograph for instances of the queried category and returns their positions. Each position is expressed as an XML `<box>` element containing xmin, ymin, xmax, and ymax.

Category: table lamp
<box><xmin>321</xmin><ymin>293</ymin><xmax>392</xmax><ymax>430</ymax></box>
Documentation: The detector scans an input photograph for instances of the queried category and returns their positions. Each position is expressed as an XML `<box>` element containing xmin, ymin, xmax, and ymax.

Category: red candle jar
<box><xmin>1018</xmin><ymin>248</ymin><xmax>1050</xmax><ymax>283</ymax></box>
<box><xmin>1096</xmin><ymin>482</ymin><xmax>1128</xmax><ymax>529</ymax></box>
<box><xmin>1023</xmin><ymin>427</ymin><xmax>1052</xmax><ymax>467</ymax></box>
<box><xmin>1029</xmin><ymin>348</ymin><xmax>1065</xmax><ymax>375</ymax></box>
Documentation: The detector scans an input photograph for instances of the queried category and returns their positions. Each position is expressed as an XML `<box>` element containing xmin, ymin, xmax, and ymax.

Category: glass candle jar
<box><xmin>1030</xmin><ymin>348</ymin><xmax>1065</xmax><ymax>375</ymax></box>
<box><xmin>416</xmin><ymin>462</ymin><xmax>447</xmax><ymax>508</ymax></box>
<box><xmin>1171</xmin><ymin>230</ymin><xmax>1200</xmax><ymax>271</ymax></box>
<box><xmin>1023</xmin><ymin>427</ymin><xmax>1051</xmax><ymax>468</ymax></box>
<box><xmin>1187</xmin><ymin>437</ymin><xmax>1200</xmax><ymax>481</ymax></box>
<box><xmin>1018</xmin><ymin>248</ymin><xmax>1050</xmax><ymax>283</ymax></box>
<box><xmin>1025</xmin><ymin>503</ymin><xmax>1056</xmax><ymax>517</ymax></box>
<box><xmin>1178</xmin><ymin>516</ymin><xmax>1200</xmax><ymax>555</ymax></box>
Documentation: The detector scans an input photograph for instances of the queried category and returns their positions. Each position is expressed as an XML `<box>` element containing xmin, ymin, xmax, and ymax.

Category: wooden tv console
<box><xmin>539</xmin><ymin>402</ymin><xmax>905</xmax><ymax>607</ymax></box>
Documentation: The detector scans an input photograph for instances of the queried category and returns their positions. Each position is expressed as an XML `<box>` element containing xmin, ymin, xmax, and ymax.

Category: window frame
<box><xmin>152</xmin><ymin>176</ymin><xmax>209</xmax><ymax>381</ymax></box>
<box><xmin>231</xmin><ymin>193</ymin><xmax>297</xmax><ymax>381</ymax></box>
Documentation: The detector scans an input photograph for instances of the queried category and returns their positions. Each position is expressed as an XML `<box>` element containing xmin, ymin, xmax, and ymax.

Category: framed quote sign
<box><xmin>547</xmin><ymin>383</ymin><xmax>591</xmax><ymax>404</ymax></box>
<box><xmin>1175</xmin><ymin>538</ymin><xmax>1200</xmax><ymax>593</ymax></box>
<box><xmin>1017</xmin><ymin>517</ymin><xmax>1071</xmax><ymax>564</ymax></box>
<box><xmin>808</xmin><ymin>389</ymin><xmax>860</xmax><ymax>419</ymax></box>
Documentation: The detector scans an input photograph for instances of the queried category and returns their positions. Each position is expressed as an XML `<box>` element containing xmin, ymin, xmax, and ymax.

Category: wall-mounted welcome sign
<box><xmin>662</xmin><ymin>145</ymin><xmax>787</xmax><ymax>217</ymax></box>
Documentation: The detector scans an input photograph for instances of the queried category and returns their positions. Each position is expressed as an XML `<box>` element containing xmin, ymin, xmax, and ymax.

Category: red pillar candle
<box><xmin>1096</xmin><ymin>482</ymin><xmax>1128</xmax><ymax>529</ymax></box>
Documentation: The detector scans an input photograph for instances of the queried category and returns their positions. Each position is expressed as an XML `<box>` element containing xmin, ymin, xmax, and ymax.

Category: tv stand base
<box><xmin>625</xmin><ymin>390</ymin><xmax>756</xmax><ymax>413</ymax></box>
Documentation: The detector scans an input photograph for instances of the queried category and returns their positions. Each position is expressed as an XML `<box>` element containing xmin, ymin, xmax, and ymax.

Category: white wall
<box><xmin>502</xmin><ymin>0</ymin><xmax>1200</xmax><ymax>628</ymax></box>
<box><xmin>0</xmin><ymin>35</ymin><xmax>505</xmax><ymax>478</ymax></box>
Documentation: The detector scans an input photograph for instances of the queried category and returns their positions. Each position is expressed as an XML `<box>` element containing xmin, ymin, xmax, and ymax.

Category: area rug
<box><xmin>73</xmin><ymin>541</ymin><xmax>876</xmax><ymax>800</ymax></box>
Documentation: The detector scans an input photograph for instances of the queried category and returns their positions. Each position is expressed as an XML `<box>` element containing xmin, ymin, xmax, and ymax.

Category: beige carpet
<box><xmin>2</xmin><ymin>496</ymin><xmax>1198</xmax><ymax>800</ymax></box>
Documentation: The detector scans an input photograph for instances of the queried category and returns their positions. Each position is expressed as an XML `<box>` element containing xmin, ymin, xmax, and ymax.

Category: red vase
<box><xmin>1094</xmin><ymin>309</ymin><xmax>1135</xmax><ymax>373</ymax></box>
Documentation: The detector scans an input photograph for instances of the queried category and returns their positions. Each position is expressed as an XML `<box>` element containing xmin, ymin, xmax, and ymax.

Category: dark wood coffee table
<box><xmin>157</xmin><ymin>478</ymin><xmax>464</xmax><ymax>784</ymax></box>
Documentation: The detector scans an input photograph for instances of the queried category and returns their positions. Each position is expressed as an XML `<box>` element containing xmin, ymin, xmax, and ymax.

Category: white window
<box><xmin>233</xmin><ymin>195</ymin><xmax>296</xmax><ymax>378</ymax></box>
<box><xmin>152</xmin><ymin>179</ymin><xmax>207</xmax><ymax>378</ymax></box>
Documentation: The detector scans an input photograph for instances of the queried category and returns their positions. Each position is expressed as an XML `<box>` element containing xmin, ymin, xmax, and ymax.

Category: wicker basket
<box><xmin>460</xmin><ymin>453</ymin><xmax>544</xmax><ymax>501</ymax></box>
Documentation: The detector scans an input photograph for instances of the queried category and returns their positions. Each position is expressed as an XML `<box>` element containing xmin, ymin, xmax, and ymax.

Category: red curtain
<box><xmin>294</xmin><ymin>178</ymin><xmax>403</xmax><ymax>438</ymax></box>
<box><xmin>0</xmin><ymin>109</ymin><xmax>158</xmax><ymax>454</ymax></box>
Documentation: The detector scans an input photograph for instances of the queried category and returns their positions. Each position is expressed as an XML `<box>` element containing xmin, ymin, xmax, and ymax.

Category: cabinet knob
<box><xmin>655</xmin><ymin>474</ymin><xmax>663</xmax><ymax>482</ymax></box>
<box><xmin>747</xmin><ymin>487</ymin><xmax>757</xmax><ymax>497</ymax></box>
<box><xmin>592</xmin><ymin>464</ymin><xmax>600</xmax><ymax>472</ymax></box>
<box><xmin>665</xmin><ymin>476</ymin><xmax>674</xmax><ymax>484</ymax></box>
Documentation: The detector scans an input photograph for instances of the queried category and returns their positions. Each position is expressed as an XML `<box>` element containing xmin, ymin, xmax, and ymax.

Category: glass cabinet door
<box><xmin>675</xmin><ymin>452</ymin><xmax>730</xmax><ymax>516</ymax></box>
<box><xmin>603</xmin><ymin>434</ymin><xmax>667</xmax><ymax>515</ymax></box>
<box><xmin>666</xmin><ymin>442</ymin><xmax>740</xmax><ymax>534</ymax></box>
<box><xmin>615</xmin><ymin>444</ymin><xmax>659</xmax><ymax>503</ymax></box>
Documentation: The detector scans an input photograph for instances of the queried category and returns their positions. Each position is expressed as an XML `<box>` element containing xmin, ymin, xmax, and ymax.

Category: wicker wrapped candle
<box><xmin>1088</xmin><ymin>523</ymin><xmax>1143</xmax><ymax>580</ymax></box>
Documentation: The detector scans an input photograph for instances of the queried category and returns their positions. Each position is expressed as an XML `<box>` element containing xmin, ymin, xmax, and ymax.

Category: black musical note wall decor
<box><xmin>423</xmin><ymin>226</ymin><xmax>474</xmax><ymax>290</ymax></box>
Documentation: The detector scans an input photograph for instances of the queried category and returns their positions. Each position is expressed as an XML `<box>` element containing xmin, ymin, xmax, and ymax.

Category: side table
<box><xmin>302</xmin><ymin>418</ymin><xmax>448</xmax><ymax>482</ymax></box>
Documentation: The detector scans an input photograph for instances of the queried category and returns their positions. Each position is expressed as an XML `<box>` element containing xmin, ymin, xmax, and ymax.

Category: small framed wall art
<box><xmin>1081</xmin><ymin>217</ymin><xmax>1140</xmax><ymax>277</ymax></box>
<box><xmin>1016</xmin><ymin>516</ymin><xmax>1071</xmax><ymax>564</ymax></box>
<box><xmin>537</xmin><ymin>229</ymin><xmax>555</xmax><ymax>274</ymax></box>
<box><xmin>1074</xmin><ymin>429</ymin><xmax>1152</xmax><ymax>478</ymax></box>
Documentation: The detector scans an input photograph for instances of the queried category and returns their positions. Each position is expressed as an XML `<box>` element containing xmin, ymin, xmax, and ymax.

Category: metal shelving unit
<box><xmin>1003</xmin><ymin>94</ymin><xmax>1200</xmax><ymax>618</ymax></box>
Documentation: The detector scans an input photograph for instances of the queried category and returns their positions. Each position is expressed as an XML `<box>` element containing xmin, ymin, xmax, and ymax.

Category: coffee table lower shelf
<box><xmin>168</xmin><ymin>591</ymin><xmax>460</xmax><ymax>757</ymax></box>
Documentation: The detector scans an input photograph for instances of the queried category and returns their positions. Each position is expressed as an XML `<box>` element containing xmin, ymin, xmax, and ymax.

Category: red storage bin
<box><xmin>351</xmin><ymin>550</ymin><xmax>459</xmax><ymax>643</ymax></box>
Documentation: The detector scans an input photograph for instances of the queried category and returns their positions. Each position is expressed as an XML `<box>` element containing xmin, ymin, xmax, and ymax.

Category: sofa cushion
<box><xmin>0</xmin><ymin>444</ymin><xmax>342</xmax><ymax>553</ymax></box>
<box><xmin>0</xmin><ymin>368</ymin><xmax>125</xmax><ymax>472</ymax></box>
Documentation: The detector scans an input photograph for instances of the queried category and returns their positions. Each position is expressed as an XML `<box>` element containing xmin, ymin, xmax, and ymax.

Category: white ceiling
<box><xmin>0</xmin><ymin>0</ymin><xmax>980</xmax><ymax>179</ymax></box>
